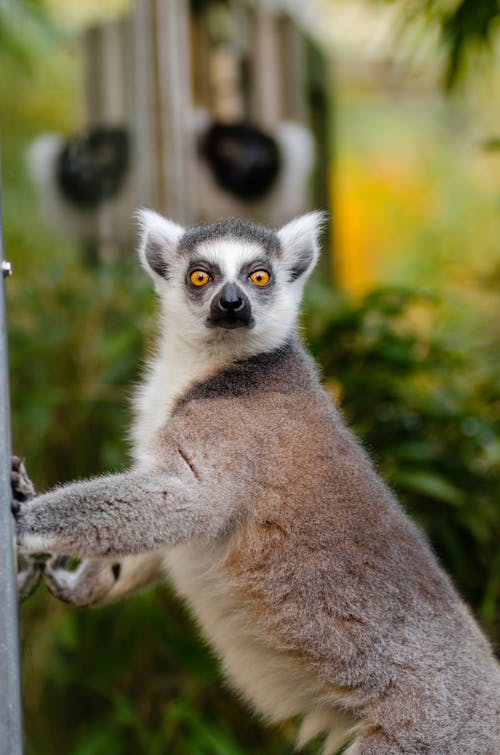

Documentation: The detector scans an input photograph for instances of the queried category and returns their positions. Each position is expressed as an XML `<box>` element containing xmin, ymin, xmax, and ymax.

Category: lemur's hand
<box><xmin>11</xmin><ymin>455</ymin><xmax>36</xmax><ymax>510</ymax></box>
<box><xmin>10</xmin><ymin>455</ymin><xmax>44</xmax><ymax>601</ymax></box>
<box><xmin>11</xmin><ymin>457</ymin><xmax>125</xmax><ymax>606</ymax></box>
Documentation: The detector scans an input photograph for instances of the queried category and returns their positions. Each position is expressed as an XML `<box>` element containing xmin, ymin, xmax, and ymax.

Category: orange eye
<box><xmin>249</xmin><ymin>270</ymin><xmax>270</xmax><ymax>286</ymax></box>
<box><xmin>190</xmin><ymin>270</ymin><xmax>211</xmax><ymax>287</ymax></box>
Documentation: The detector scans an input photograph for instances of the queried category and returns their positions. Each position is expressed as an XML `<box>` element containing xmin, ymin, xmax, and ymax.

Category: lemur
<box><xmin>12</xmin><ymin>211</ymin><xmax>500</xmax><ymax>754</ymax></box>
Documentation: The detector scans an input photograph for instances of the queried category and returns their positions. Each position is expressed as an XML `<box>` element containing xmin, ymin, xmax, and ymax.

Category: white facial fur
<box><xmin>137</xmin><ymin>208</ymin><xmax>324</xmax><ymax>351</ymax></box>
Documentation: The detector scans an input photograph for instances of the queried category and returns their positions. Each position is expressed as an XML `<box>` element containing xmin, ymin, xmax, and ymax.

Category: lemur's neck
<box><xmin>158</xmin><ymin>329</ymin><xmax>236</xmax><ymax>402</ymax></box>
<box><xmin>131</xmin><ymin>324</ymin><xmax>293</xmax><ymax>464</ymax></box>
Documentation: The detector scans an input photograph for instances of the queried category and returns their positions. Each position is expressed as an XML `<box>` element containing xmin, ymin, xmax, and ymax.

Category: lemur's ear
<box><xmin>277</xmin><ymin>211</ymin><xmax>326</xmax><ymax>282</ymax></box>
<box><xmin>136</xmin><ymin>208</ymin><xmax>185</xmax><ymax>281</ymax></box>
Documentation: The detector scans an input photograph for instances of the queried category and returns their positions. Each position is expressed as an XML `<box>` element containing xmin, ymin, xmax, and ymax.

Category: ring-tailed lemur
<box><xmin>12</xmin><ymin>211</ymin><xmax>500</xmax><ymax>754</ymax></box>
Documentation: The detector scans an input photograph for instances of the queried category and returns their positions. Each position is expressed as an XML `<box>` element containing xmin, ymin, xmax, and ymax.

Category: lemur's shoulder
<box><xmin>172</xmin><ymin>337</ymin><xmax>323</xmax><ymax>410</ymax></box>
<box><xmin>163</xmin><ymin>337</ymin><xmax>362</xmax><ymax>509</ymax></box>
<box><xmin>156</xmin><ymin>337</ymin><xmax>344</xmax><ymax>493</ymax></box>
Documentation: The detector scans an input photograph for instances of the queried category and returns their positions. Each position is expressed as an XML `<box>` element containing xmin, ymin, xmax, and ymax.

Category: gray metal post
<box><xmin>0</xmin><ymin>173</ymin><xmax>24</xmax><ymax>754</ymax></box>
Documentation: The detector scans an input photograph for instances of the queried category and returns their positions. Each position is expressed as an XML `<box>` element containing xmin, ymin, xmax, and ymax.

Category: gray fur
<box><xmin>17</xmin><ymin>460</ymin><xmax>243</xmax><ymax>556</ymax></box>
<box><xmin>15</xmin><ymin>212</ymin><xmax>500</xmax><ymax>754</ymax></box>
<box><xmin>145</xmin><ymin>238</ymin><xmax>171</xmax><ymax>279</ymax></box>
<box><xmin>178</xmin><ymin>217</ymin><xmax>281</xmax><ymax>257</ymax></box>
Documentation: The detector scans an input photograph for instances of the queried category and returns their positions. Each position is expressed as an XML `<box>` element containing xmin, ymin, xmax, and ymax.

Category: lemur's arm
<box><xmin>16</xmin><ymin>462</ymin><xmax>241</xmax><ymax>560</ymax></box>
<box><xmin>14</xmin><ymin>411</ymin><xmax>251</xmax><ymax>604</ymax></box>
<box><xmin>11</xmin><ymin>455</ymin><xmax>136</xmax><ymax>606</ymax></box>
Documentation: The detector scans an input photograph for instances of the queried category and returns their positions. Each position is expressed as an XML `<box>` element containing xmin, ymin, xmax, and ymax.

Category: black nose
<box><xmin>208</xmin><ymin>283</ymin><xmax>254</xmax><ymax>329</ymax></box>
<box><xmin>218</xmin><ymin>283</ymin><xmax>244</xmax><ymax>312</ymax></box>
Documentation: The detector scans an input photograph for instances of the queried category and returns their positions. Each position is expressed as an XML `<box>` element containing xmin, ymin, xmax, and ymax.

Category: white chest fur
<box><xmin>130</xmin><ymin>333</ymin><xmax>228</xmax><ymax>464</ymax></box>
<box><xmin>166</xmin><ymin>540</ymin><xmax>357</xmax><ymax>753</ymax></box>
<box><xmin>130</xmin><ymin>319</ymin><xmax>274</xmax><ymax>465</ymax></box>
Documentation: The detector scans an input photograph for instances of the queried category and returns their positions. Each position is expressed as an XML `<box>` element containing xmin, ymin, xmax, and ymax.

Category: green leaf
<box><xmin>392</xmin><ymin>469</ymin><xmax>466</xmax><ymax>507</ymax></box>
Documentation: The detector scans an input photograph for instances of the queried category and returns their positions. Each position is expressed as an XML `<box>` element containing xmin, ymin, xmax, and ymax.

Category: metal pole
<box><xmin>0</xmin><ymin>167</ymin><xmax>24</xmax><ymax>754</ymax></box>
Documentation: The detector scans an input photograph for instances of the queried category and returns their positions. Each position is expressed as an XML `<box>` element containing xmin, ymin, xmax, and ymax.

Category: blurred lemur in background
<box><xmin>12</xmin><ymin>211</ymin><xmax>500</xmax><ymax>754</ymax></box>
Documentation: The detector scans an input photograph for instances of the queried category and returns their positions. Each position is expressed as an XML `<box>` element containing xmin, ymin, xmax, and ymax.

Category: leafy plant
<box><xmin>0</xmin><ymin>0</ymin><xmax>59</xmax><ymax>69</ymax></box>
<box><xmin>305</xmin><ymin>284</ymin><xmax>500</xmax><ymax>640</ymax></box>
<box><xmin>378</xmin><ymin>0</ymin><xmax>500</xmax><ymax>88</ymax></box>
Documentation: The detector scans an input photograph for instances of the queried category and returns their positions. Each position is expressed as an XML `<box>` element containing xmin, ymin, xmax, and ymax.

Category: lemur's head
<box><xmin>137</xmin><ymin>210</ymin><xmax>324</xmax><ymax>353</ymax></box>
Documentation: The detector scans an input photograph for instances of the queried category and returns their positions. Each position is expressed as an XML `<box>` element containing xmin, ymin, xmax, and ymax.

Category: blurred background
<box><xmin>1</xmin><ymin>0</ymin><xmax>499</xmax><ymax>753</ymax></box>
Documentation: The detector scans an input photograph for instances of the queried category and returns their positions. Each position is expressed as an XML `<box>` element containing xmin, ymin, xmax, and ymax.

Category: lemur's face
<box><xmin>137</xmin><ymin>212</ymin><xmax>323</xmax><ymax>352</ymax></box>
<box><xmin>182</xmin><ymin>238</ymin><xmax>276</xmax><ymax>332</ymax></box>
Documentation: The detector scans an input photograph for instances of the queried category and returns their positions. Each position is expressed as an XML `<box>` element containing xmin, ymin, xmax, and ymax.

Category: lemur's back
<box><xmin>164</xmin><ymin>340</ymin><xmax>500</xmax><ymax>754</ymax></box>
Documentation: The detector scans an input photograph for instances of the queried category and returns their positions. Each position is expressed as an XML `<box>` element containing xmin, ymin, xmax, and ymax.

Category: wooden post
<box><xmin>132</xmin><ymin>0</ymin><xmax>195</xmax><ymax>225</ymax></box>
<box><xmin>153</xmin><ymin>0</ymin><xmax>191</xmax><ymax>221</ymax></box>
<box><xmin>248</xmin><ymin>5</ymin><xmax>284</xmax><ymax>129</ymax></box>
<box><xmin>132</xmin><ymin>0</ymin><xmax>157</xmax><ymax>211</ymax></box>
<box><xmin>0</xmin><ymin>169</ymin><xmax>24</xmax><ymax>755</ymax></box>
<box><xmin>83</xmin><ymin>20</ymin><xmax>130</xmax><ymax>128</ymax></box>
<box><xmin>191</xmin><ymin>3</ymin><xmax>212</xmax><ymax>111</ymax></box>
<box><xmin>278</xmin><ymin>15</ymin><xmax>306</xmax><ymax>122</ymax></box>
<box><xmin>82</xmin><ymin>18</ymin><xmax>135</xmax><ymax>257</ymax></box>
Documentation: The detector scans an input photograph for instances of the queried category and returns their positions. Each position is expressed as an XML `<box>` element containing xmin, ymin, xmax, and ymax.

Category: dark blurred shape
<box><xmin>56</xmin><ymin>127</ymin><xmax>130</xmax><ymax>209</ymax></box>
<box><xmin>482</xmin><ymin>136</ymin><xmax>500</xmax><ymax>152</ymax></box>
<box><xmin>199</xmin><ymin>121</ymin><xmax>281</xmax><ymax>201</ymax></box>
<box><xmin>442</xmin><ymin>0</ymin><xmax>500</xmax><ymax>87</ymax></box>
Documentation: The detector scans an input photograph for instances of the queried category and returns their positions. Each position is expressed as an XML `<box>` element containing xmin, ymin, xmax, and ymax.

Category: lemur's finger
<box><xmin>10</xmin><ymin>455</ymin><xmax>36</xmax><ymax>503</ymax></box>
<box><xmin>17</xmin><ymin>557</ymin><xmax>45</xmax><ymax>601</ymax></box>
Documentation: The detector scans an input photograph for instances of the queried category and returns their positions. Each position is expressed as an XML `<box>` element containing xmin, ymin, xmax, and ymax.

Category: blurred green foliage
<box><xmin>442</xmin><ymin>0</ymin><xmax>500</xmax><ymax>87</ymax></box>
<box><xmin>379</xmin><ymin>0</ymin><xmax>500</xmax><ymax>88</ymax></box>
<box><xmin>0</xmin><ymin>0</ymin><xmax>59</xmax><ymax>69</ymax></box>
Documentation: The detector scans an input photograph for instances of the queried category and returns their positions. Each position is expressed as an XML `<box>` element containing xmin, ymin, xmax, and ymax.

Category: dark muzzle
<box><xmin>208</xmin><ymin>283</ymin><xmax>254</xmax><ymax>329</ymax></box>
